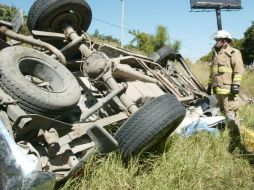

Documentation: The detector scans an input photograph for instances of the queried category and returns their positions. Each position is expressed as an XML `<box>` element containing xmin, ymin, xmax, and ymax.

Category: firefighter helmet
<box><xmin>213</xmin><ymin>30</ymin><xmax>232</xmax><ymax>41</ymax></box>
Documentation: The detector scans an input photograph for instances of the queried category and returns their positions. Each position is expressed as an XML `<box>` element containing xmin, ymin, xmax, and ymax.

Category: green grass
<box><xmin>241</xmin><ymin>70</ymin><xmax>254</xmax><ymax>98</ymax></box>
<box><xmin>60</xmin><ymin>62</ymin><xmax>254</xmax><ymax>190</ymax></box>
<box><xmin>239</xmin><ymin>104</ymin><xmax>254</xmax><ymax>129</ymax></box>
<box><xmin>61</xmin><ymin>133</ymin><xmax>254</xmax><ymax>190</ymax></box>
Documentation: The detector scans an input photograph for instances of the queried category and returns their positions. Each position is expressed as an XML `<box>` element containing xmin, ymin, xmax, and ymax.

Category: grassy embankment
<box><xmin>61</xmin><ymin>61</ymin><xmax>254</xmax><ymax>190</ymax></box>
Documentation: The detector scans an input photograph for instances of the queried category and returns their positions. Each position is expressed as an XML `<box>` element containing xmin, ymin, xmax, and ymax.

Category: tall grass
<box><xmin>60</xmin><ymin>62</ymin><xmax>254</xmax><ymax>190</ymax></box>
<box><xmin>241</xmin><ymin>70</ymin><xmax>254</xmax><ymax>98</ymax></box>
<box><xmin>61</xmin><ymin>133</ymin><xmax>254</xmax><ymax>190</ymax></box>
<box><xmin>188</xmin><ymin>61</ymin><xmax>210</xmax><ymax>87</ymax></box>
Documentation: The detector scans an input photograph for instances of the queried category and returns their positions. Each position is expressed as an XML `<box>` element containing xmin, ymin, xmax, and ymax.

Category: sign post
<box><xmin>190</xmin><ymin>0</ymin><xmax>242</xmax><ymax>31</ymax></box>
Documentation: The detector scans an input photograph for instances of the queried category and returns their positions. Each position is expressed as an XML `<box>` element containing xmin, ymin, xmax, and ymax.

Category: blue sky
<box><xmin>1</xmin><ymin>0</ymin><xmax>253</xmax><ymax>62</ymax></box>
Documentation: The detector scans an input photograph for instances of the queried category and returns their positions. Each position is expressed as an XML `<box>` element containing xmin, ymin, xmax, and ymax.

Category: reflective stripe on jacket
<box><xmin>208</xmin><ymin>45</ymin><xmax>245</xmax><ymax>95</ymax></box>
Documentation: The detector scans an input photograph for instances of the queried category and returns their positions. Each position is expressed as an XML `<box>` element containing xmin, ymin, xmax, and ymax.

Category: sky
<box><xmin>1</xmin><ymin>0</ymin><xmax>253</xmax><ymax>62</ymax></box>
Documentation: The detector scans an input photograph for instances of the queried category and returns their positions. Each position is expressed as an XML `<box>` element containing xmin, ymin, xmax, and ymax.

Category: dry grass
<box><xmin>60</xmin><ymin>61</ymin><xmax>254</xmax><ymax>190</ymax></box>
<box><xmin>61</xmin><ymin>132</ymin><xmax>254</xmax><ymax>190</ymax></box>
<box><xmin>188</xmin><ymin>61</ymin><xmax>210</xmax><ymax>87</ymax></box>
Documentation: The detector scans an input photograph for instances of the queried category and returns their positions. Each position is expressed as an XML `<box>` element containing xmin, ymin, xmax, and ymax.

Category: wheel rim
<box><xmin>18</xmin><ymin>58</ymin><xmax>66</xmax><ymax>93</ymax></box>
<box><xmin>49</xmin><ymin>10</ymin><xmax>82</xmax><ymax>32</ymax></box>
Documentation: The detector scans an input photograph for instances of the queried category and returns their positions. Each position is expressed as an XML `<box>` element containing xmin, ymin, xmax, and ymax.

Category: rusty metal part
<box><xmin>124</xmin><ymin>81</ymin><xmax>164</xmax><ymax>106</ymax></box>
<box><xmin>63</xmin><ymin>25</ymin><xmax>92</xmax><ymax>58</ymax></box>
<box><xmin>112</xmin><ymin>63</ymin><xmax>160</xmax><ymax>84</ymax></box>
<box><xmin>63</xmin><ymin>25</ymin><xmax>139</xmax><ymax>114</ymax></box>
<box><xmin>75</xmin><ymin>112</ymin><xmax>128</xmax><ymax>130</ymax></box>
<box><xmin>0</xmin><ymin>87</ymin><xmax>31</xmax><ymax>131</ymax></box>
<box><xmin>154</xmin><ymin>71</ymin><xmax>182</xmax><ymax>97</ymax></box>
<box><xmin>178</xmin><ymin>56</ymin><xmax>206</xmax><ymax>92</ymax></box>
<box><xmin>31</xmin><ymin>30</ymin><xmax>65</xmax><ymax>40</ymax></box>
<box><xmin>132</xmin><ymin>58</ymin><xmax>180</xmax><ymax>96</ymax></box>
<box><xmin>42</xmin><ymin>128</ymin><xmax>59</xmax><ymax>145</ymax></box>
<box><xmin>82</xmin><ymin>51</ymin><xmax>111</xmax><ymax>79</ymax></box>
<box><xmin>102</xmin><ymin>72</ymin><xmax>138</xmax><ymax>114</ymax></box>
<box><xmin>80</xmin><ymin>85</ymin><xmax>125</xmax><ymax>121</ymax></box>
<box><xmin>60</xmin><ymin>35</ymin><xmax>84</xmax><ymax>53</ymax></box>
<box><xmin>0</xmin><ymin>26</ymin><xmax>66</xmax><ymax>64</ymax></box>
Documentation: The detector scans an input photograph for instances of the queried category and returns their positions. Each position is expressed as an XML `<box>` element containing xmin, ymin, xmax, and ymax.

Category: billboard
<box><xmin>190</xmin><ymin>0</ymin><xmax>241</xmax><ymax>9</ymax></box>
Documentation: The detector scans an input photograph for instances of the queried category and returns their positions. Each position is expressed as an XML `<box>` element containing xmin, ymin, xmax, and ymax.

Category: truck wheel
<box><xmin>0</xmin><ymin>47</ymin><xmax>81</xmax><ymax>117</ymax></box>
<box><xmin>27</xmin><ymin>0</ymin><xmax>92</xmax><ymax>34</ymax></box>
<box><xmin>114</xmin><ymin>94</ymin><xmax>186</xmax><ymax>160</ymax></box>
<box><xmin>148</xmin><ymin>46</ymin><xmax>176</xmax><ymax>66</ymax></box>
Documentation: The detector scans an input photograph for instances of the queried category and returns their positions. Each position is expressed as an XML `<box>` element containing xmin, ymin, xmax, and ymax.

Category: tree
<box><xmin>0</xmin><ymin>5</ymin><xmax>30</xmax><ymax>35</ymax></box>
<box><xmin>0</xmin><ymin>4</ymin><xmax>16</xmax><ymax>22</ymax></box>
<box><xmin>199</xmin><ymin>50</ymin><xmax>213</xmax><ymax>62</ymax></box>
<box><xmin>128</xmin><ymin>25</ymin><xmax>181</xmax><ymax>55</ymax></box>
<box><xmin>241</xmin><ymin>25</ymin><xmax>254</xmax><ymax>65</ymax></box>
<box><xmin>128</xmin><ymin>30</ymin><xmax>154</xmax><ymax>54</ymax></box>
<box><xmin>154</xmin><ymin>25</ymin><xmax>168</xmax><ymax>50</ymax></box>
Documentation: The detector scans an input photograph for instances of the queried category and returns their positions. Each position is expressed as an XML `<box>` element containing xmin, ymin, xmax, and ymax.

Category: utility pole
<box><xmin>121</xmin><ymin>0</ymin><xmax>125</xmax><ymax>48</ymax></box>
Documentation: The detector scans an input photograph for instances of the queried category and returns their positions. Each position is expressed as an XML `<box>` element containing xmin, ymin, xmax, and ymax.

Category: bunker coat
<box><xmin>208</xmin><ymin>45</ymin><xmax>245</xmax><ymax>95</ymax></box>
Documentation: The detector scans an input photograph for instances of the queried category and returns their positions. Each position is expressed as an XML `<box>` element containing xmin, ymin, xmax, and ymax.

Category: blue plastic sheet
<box><xmin>180</xmin><ymin>119</ymin><xmax>220</xmax><ymax>137</ymax></box>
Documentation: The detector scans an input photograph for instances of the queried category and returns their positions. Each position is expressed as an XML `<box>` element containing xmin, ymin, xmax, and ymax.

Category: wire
<box><xmin>93</xmin><ymin>17</ymin><xmax>132</xmax><ymax>31</ymax></box>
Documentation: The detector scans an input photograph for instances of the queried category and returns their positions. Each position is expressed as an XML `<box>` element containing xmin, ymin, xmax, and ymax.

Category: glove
<box><xmin>231</xmin><ymin>84</ymin><xmax>240</xmax><ymax>95</ymax></box>
<box><xmin>207</xmin><ymin>85</ymin><xmax>212</xmax><ymax>95</ymax></box>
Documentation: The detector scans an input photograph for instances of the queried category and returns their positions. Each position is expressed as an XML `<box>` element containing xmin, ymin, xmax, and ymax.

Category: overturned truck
<box><xmin>0</xmin><ymin>0</ymin><xmax>208</xmax><ymax>189</ymax></box>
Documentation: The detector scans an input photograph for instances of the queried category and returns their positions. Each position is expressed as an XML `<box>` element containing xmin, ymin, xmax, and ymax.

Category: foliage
<box><xmin>0</xmin><ymin>4</ymin><xmax>16</xmax><ymax>22</ymax></box>
<box><xmin>91</xmin><ymin>29</ymin><xmax>120</xmax><ymax>44</ymax></box>
<box><xmin>0</xmin><ymin>5</ymin><xmax>30</xmax><ymax>35</ymax></box>
<box><xmin>128</xmin><ymin>25</ymin><xmax>181</xmax><ymax>55</ymax></box>
<box><xmin>241</xmin><ymin>25</ymin><xmax>254</xmax><ymax>65</ymax></box>
<box><xmin>128</xmin><ymin>30</ymin><xmax>154</xmax><ymax>54</ymax></box>
<box><xmin>153</xmin><ymin>25</ymin><xmax>169</xmax><ymax>50</ymax></box>
<box><xmin>199</xmin><ymin>50</ymin><xmax>213</xmax><ymax>63</ymax></box>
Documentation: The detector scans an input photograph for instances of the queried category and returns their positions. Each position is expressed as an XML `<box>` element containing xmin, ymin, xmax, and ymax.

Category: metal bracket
<box><xmin>13</xmin><ymin>114</ymin><xmax>72</xmax><ymax>139</ymax></box>
<box><xmin>86</xmin><ymin>124</ymin><xmax>118</xmax><ymax>154</ymax></box>
<box><xmin>0</xmin><ymin>98</ymin><xmax>18</xmax><ymax>106</ymax></box>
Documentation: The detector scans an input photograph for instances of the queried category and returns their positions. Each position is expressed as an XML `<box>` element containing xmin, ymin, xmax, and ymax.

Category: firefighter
<box><xmin>207</xmin><ymin>30</ymin><xmax>245</xmax><ymax>151</ymax></box>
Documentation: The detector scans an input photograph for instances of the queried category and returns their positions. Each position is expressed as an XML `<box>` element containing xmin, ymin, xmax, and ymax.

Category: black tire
<box><xmin>114</xmin><ymin>94</ymin><xmax>186</xmax><ymax>160</ymax></box>
<box><xmin>27</xmin><ymin>0</ymin><xmax>92</xmax><ymax>34</ymax></box>
<box><xmin>0</xmin><ymin>46</ymin><xmax>81</xmax><ymax>117</ymax></box>
<box><xmin>148</xmin><ymin>46</ymin><xmax>177</xmax><ymax>66</ymax></box>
